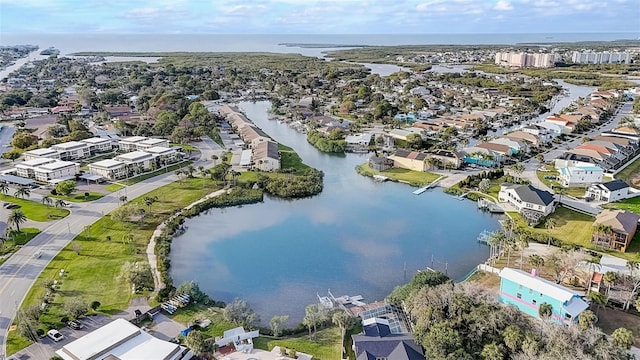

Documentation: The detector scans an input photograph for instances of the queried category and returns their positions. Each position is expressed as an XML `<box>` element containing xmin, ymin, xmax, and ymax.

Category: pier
<box><xmin>477</xmin><ymin>198</ymin><xmax>505</xmax><ymax>213</ymax></box>
<box><xmin>412</xmin><ymin>176</ymin><xmax>445</xmax><ymax>195</ymax></box>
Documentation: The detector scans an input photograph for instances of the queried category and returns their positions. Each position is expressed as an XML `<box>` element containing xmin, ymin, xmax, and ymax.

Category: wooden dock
<box><xmin>413</xmin><ymin>176</ymin><xmax>445</xmax><ymax>195</ymax></box>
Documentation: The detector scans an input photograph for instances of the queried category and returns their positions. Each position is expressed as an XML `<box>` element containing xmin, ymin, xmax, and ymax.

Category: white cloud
<box><xmin>494</xmin><ymin>0</ymin><xmax>513</xmax><ymax>11</ymax></box>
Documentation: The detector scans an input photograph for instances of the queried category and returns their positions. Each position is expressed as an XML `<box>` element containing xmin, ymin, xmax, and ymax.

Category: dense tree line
<box><xmin>306</xmin><ymin>129</ymin><xmax>346</xmax><ymax>153</ymax></box>
<box><xmin>259</xmin><ymin>168</ymin><xmax>324</xmax><ymax>198</ymax></box>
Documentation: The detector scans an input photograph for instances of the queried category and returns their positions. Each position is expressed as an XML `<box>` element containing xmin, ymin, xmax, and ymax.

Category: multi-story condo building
<box><xmin>571</xmin><ymin>51</ymin><xmax>633</xmax><ymax>64</ymax></box>
<box><xmin>495</xmin><ymin>52</ymin><xmax>556</xmax><ymax>68</ymax></box>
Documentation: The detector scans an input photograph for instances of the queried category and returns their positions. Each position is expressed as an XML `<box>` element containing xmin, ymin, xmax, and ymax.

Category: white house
<box><xmin>489</xmin><ymin>138</ymin><xmax>526</xmax><ymax>154</ymax></box>
<box><xmin>345</xmin><ymin>133</ymin><xmax>372</xmax><ymax>152</ymax></box>
<box><xmin>22</xmin><ymin>148</ymin><xmax>61</xmax><ymax>161</ymax></box>
<box><xmin>537</xmin><ymin>121</ymin><xmax>566</xmax><ymax>136</ymax></box>
<box><xmin>15</xmin><ymin>158</ymin><xmax>57</xmax><ymax>179</ymax></box>
<box><xmin>558</xmin><ymin>166</ymin><xmax>603</xmax><ymax>187</ymax></box>
<box><xmin>33</xmin><ymin>160</ymin><xmax>80</xmax><ymax>183</ymax></box>
<box><xmin>80</xmin><ymin>137</ymin><xmax>113</xmax><ymax>154</ymax></box>
<box><xmin>51</xmin><ymin>141</ymin><xmax>91</xmax><ymax>160</ymax></box>
<box><xmin>114</xmin><ymin>151</ymin><xmax>156</xmax><ymax>171</ymax></box>
<box><xmin>253</xmin><ymin>140</ymin><xmax>280</xmax><ymax>172</ymax></box>
<box><xmin>587</xmin><ymin>179</ymin><xmax>631</xmax><ymax>202</ymax></box>
<box><xmin>137</xmin><ymin>137</ymin><xmax>170</xmax><ymax>150</ymax></box>
<box><xmin>499</xmin><ymin>184</ymin><xmax>556</xmax><ymax>223</ymax></box>
<box><xmin>88</xmin><ymin>159</ymin><xmax>126</xmax><ymax>180</ymax></box>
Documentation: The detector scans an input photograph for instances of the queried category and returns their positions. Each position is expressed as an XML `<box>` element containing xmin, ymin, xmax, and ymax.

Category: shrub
<box><xmin>90</xmin><ymin>301</ymin><xmax>101</xmax><ymax>311</ymax></box>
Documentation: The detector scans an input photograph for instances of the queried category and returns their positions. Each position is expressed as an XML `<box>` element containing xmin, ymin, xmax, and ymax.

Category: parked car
<box><xmin>4</xmin><ymin>203</ymin><xmax>20</xmax><ymax>209</ymax></box>
<box><xmin>47</xmin><ymin>329</ymin><xmax>64</xmax><ymax>342</ymax></box>
<box><xmin>67</xmin><ymin>320</ymin><xmax>84</xmax><ymax>330</ymax></box>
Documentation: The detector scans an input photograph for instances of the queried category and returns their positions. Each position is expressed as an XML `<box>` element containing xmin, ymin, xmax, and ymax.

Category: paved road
<box><xmin>0</xmin><ymin>138</ymin><xmax>223</xmax><ymax>358</ymax></box>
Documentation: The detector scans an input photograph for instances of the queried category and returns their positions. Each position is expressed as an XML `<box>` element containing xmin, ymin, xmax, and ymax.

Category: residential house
<box><xmin>51</xmin><ymin>141</ymin><xmax>91</xmax><ymax>160</ymax></box>
<box><xmin>499</xmin><ymin>268</ymin><xmax>589</xmax><ymax>324</ymax></box>
<box><xmin>489</xmin><ymin>138</ymin><xmax>525</xmax><ymax>154</ymax></box>
<box><xmin>503</xmin><ymin>130</ymin><xmax>541</xmax><ymax>147</ymax></box>
<box><xmin>214</xmin><ymin>327</ymin><xmax>260</xmax><ymax>355</ymax></box>
<box><xmin>22</xmin><ymin>148</ymin><xmax>61</xmax><ymax>161</ymax></box>
<box><xmin>498</xmin><ymin>184</ymin><xmax>556</xmax><ymax>223</ymax></box>
<box><xmin>591</xmin><ymin>209</ymin><xmax>640</xmax><ymax>252</ymax></box>
<box><xmin>345</xmin><ymin>133</ymin><xmax>372</xmax><ymax>152</ymax></box>
<box><xmin>558</xmin><ymin>166</ymin><xmax>603</xmax><ymax>187</ymax></box>
<box><xmin>80</xmin><ymin>137</ymin><xmax>113</xmax><ymax>154</ymax></box>
<box><xmin>428</xmin><ymin>149</ymin><xmax>463</xmax><ymax>169</ymax></box>
<box><xmin>389</xmin><ymin>149</ymin><xmax>428</xmax><ymax>171</ymax></box>
<box><xmin>253</xmin><ymin>140</ymin><xmax>280</xmax><ymax>172</ymax></box>
<box><xmin>521</xmin><ymin>124</ymin><xmax>555</xmax><ymax>143</ymax></box>
<box><xmin>55</xmin><ymin>318</ymin><xmax>190</xmax><ymax>360</ymax></box>
<box><xmin>369</xmin><ymin>157</ymin><xmax>394</xmax><ymax>171</ymax></box>
<box><xmin>545</xmin><ymin>116</ymin><xmax>575</xmax><ymax>133</ymax></box>
<box><xmin>88</xmin><ymin>159</ymin><xmax>126</xmax><ymax>180</ymax></box>
<box><xmin>587</xmin><ymin>179</ymin><xmax>631</xmax><ymax>202</ymax></box>
<box><xmin>537</xmin><ymin>121</ymin><xmax>566</xmax><ymax>136</ymax></box>
<box><xmin>352</xmin><ymin>318</ymin><xmax>425</xmax><ymax>360</ymax></box>
<box><xmin>33</xmin><ymin>160</ymin><xmax>80</xmax><ymax>183</ymax></box>
<box><xmin>462</xmin><ymin>146</ymin><xmax>501</xmax><ymax>167</ymax></box>
<box><xmin>104</xmin><ymin>106</ymin><xmax>133</xmax><ymax>119</ymax></box>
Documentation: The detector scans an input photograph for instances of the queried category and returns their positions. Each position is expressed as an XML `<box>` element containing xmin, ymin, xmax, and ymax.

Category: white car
<box><xmin>47</xmin><ymin>329</ymin><xmax>64</xmax><ymax>342</ymax></box>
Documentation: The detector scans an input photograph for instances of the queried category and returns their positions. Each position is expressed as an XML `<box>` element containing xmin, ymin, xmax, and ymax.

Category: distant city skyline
<box><xmin>0</xmin><ymin>0</ymin><xmax>639</xmax><ymax>34</ymax></box>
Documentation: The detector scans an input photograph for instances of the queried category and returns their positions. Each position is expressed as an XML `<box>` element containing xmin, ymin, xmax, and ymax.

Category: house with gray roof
<box><xmin>498</xmin><ymin>184</ymin><xmax>556</xmax><ymax>223</ymax></box>
<box><xmin>587</xmin><ymin>179</ymin><xmax>631</xmax><ymax>203</ymax></box>
<box><xmin>352</xmin><ymin>318</ymin><xmax>425</xmax><ymax>360</ymax></box>
<box><xmin>592</xmin><ymin>209</ymin><xmax>640</xmax><ymax>252</ymax></box>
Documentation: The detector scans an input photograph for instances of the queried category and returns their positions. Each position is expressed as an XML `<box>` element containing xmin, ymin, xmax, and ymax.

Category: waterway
<box><xmin>170</xmin><ymin>100</ymin><xmax>501</xmax><ymax>325</ymax></box>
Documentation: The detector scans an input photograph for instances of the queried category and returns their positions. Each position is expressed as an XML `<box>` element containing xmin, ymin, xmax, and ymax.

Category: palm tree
<box><xmin>8</xmin><ymin>209</ymin><xmax>27</xmax><ymax>232</ymax></box>
<box><xmin>211</xmin><ymin>154</ymin><xmax>219</xmax><ymax>166</ymax></box>
<box><xmin>144</xmin><ymin>196</ymin><xmax>157</xmax><ymax>214</ymax></box>
<box><xmin>504</xmin><ymin>236</ymin><xmax>516</xmax><ymax>268</ymax></box>
<box><xmin>584</xmin><ymin>256</ymin><xmax>602</xmax><ymax>294</ymax></box>
<box><xmin>538</xmin><ymin>302</ymin><xmax>553</xmax><ymax>335</ymax></box>
<box><xmin>14</xmin><ymin>186</ymin><xmax>30</xmax><ymax>199</ymax></box>
<box><xmin>603</xmin><ymin>271</ymin><xmax>619</xmax><ymax>300</ymax></box>
<box><xmin>0</xmin><ymin>182</ymin><xmax>8</xmax><ymax>197</ymax></box>
<box><xmin>587</xmin><ymin>291</ymin><xmax>607</xmax><ymax>317</ymax></box>
<box><xmin>528</xmin><ymin>255</ymin><xmax>545</xmax><ymax>275</ymax></box>
<box><xmin>486</xmin><ymin>231</ymin><xmax>505</xmax><ymax>265</ymax></box>
<box><xmin>544</xmin><ymin>218</ymin><xmax>557</xmax><ymax>247</ymax></box>
<box><xmin>41</xmin><ymin>195</ymin><xmax>53</xmax><ymax>207</ymax></box>
<box><xmin>517</xmin><ymin>234</ymin><xmax>529</xmax><ymax>270</ymax></box>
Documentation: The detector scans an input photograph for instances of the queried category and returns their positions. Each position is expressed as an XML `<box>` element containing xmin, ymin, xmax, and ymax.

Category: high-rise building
<box><xmin>571</xmin><ymin>51</ymin><xmax>632</xmax><ymax>64</ymax></box>
<box><xmin>495</xmin><ymin>52</ymin><xmax>556</xmax><ymax>68</ymax></box>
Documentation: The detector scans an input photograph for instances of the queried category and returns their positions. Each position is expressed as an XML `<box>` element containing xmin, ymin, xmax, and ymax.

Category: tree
<box><xmin>517</xmin><ymin>234</ymin><xmax>529</xmax><ymax>270</ymax></box>
<box><xmin>547</xmin><ymin>249</ymin><xmax>586</xmax><ymax>284</ymax></box>
<box><xmin>303</xmin><ymin>303</ymin><xmax>327</xmax><ymax>339</ymax></box>
<box><xmin>223</xmin><ymin>298</ymin><xmax>259</xmax><ymax>327</ymax></box>
<box><xmin>111</xmin><ymin>204</ymin><xmax>138</xmax><ymax>222</ymax></box>
<box><xmin>528</xmin><ymin>255</ymin><xmax>545</xmax><ymax>275</ymax></box>
<box><xmin>211</xmin><ymin>154</ymin><xmax>219</xmax><ymax>165</ymax></box>
<box><xmin>603</xmin><ymin>271</ymin><xmax>619</xmax><ymax>297</ymax></box>
<box><xmin>588</xmin><ymin>291</ymin><xmax>607</xmax><ymax>316</ymax></box>
<box><xmin>63</xmin><ymin>298</ymin><xmax>88</xmax><ymax>319</ymax></box>
<box><xmin>544</xmin><ymin>218</ymin><xmax>557</xmax><ymax>246</ymax></box>
<box><xmin>41</xmin><ymin>195</ymin><xmax>53</xmax><ymax>207</ymax></box>
<box><xmin>15</xmin><ymin>305</ymin><xmax>41</xmax><ymax>341</ymax></box>
<box><xmin>2</xmin><ymin>149</ymin><xmax>22</xmax><ymax>162</ymax></box>
<box><xmin>583</xmin><ymin>256</ymin><xmax>601</xmax><ymax>294</ymax></box>
<box><xmin>8</xmin><ymin>209</ymin><xmax>27</xmax><ymax>232</ymax></box>
<box><xmin>502</xmin><ymin>325</ymin><xmax>523</xmax><ymax>352</ymax></box>
<box><xmin>71</xmin><ymin>241</ymin><xmax>82</xmax><ymax>255</ymax></box>
<box><xmin>0</xmin><ymin>182</ymin><xmax>8</xmax><ymax>196</ymax></box>
<box><xmin>332</xmin><ymin>310</ymin><xmax>355</xmax><ymax>340</ymax></box>
<box><xmin>11</xmin><ymin>132</ymin><xmax>38</xmax><ymax>149</ymax></box>
<box><xmin>184</xmin><ymin>330</ymin><xmax>209</xmax><ymax>356</ymax></box>
<box><xmin>538</xmin><ymin>302</ymin><xmax>553</xmax><ymax>320</ymax></box>
<box><xmin>480</xmin><ymin>342</ymin><xmax>504</xmax><ymax>360</ymax></box>
<box><xmin>144</xmin><ymin>196</ymin><xmax>158</xmax><ymax>214</ymax></box>
<box><xmin>119</xmin><ymin>261</ymin><xmax>154</xmax><ymax>292</ymax></box>
<box><xmin>578</xmin><ymin>309</ymin><xmax>596</xmax><ymax>330</ymax></box>
<box><xmin>478</xmin><ymin>178</ymin><xmax>491</xmax><ymax>193</ymax></box>
<box><xmin>270</xmin><ymin>315</ymin><xmax>289</xmax><ymax>337</ymax></box>
<box><xmin>509</xmin><ymin>163</ymin><xmax>525</xmax><ymax>177</ymax></box>
<box><xmin>611</xmin><ymin>327</ymin><xmax>634</xmax><ymax>349</ymax></box>
<box><xmin>14</xmin><ymin>185</ymin><xmax>30</xmax><ymax>199</ymax></box>
<box><xmin>55</xmin><ymin>180</ymin><xmax>76</xmax><ymax>197</ymax></box>
<box><xmin>176</xmin><ymin>281</ymin><xmax>210</xmax><ymax>304</ymax></box>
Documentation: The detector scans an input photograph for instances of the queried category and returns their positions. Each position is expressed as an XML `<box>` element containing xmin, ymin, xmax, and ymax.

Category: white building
<box><xmin>88</xmin><ymin>159</ymin><xmax>126</xmax><ymax>180</ymax></box>
<box><xmin>345</xmin><ymin>133</ymin><xmax>372</xmax><ymax>152</ymax></box>
<box><xmin>495</xmin><ymin>52</ymin><xmax>556</xmax><ymax>68</ymax></box>
<box><xmin>22</xmin><ymin>148</ymin><xmax>61</xmax><ymax>161</ymax></box>
<box><xmin>33</xmin><ymin>160</ymin><xmax>80</xmax><ymax>183</ymax></box>
<box><xmin>558</xmin><ymin>166</ymin><xmax>603</xmax><ymax>187</ymax></box>
<box><xmin>118</xmin><ymin>136</ymin><xmax>148</xmax><ymax>152</ymax></box>
<box><xmin>143</xmin><ymin>146</ymin><xmax>180</xmax><ymax>165</ymax></box>
<box><xmin>51</xmin><ymin>141</ymin><xmax>91</xmax><ymax>160</ymax></box>
<box><xmin>499</xmin><ymin>184</ymin><xmax>556</xmax><ymax>223</ymax></box>
<box><xmin>537</xmin><ymin>121</ymin><xmax>566</xmax><ymax>136</ymax></box>
<box><xmin>56</xmin><ymin>318</ymin><xmax>191</xmax><ymax>360</ymax></box>
<box><xmin>15</xmin><ymin>158</ymin><xmax>57</xmax><ymax>179</ymax></box>
<box><xmin>587</xmin><ymin>179</ymin><xmax>631</xmax><ymax>202</ymax></box>
<box><xmin>253</xmin><ymin>140</ymin><xmax>280</xmax><ymax>172</ymax></box>
<box><xmin>80</xmin><ymin>137</ymin><xmax>113</xmax><ymax>154</ymax></box>
<box><xmin>571</xmin><ymin>51</ymin><xmax>633</xmax><ymax>64</ymax></box>
<box><xmin>137</xmin><ymin>137</ymin><xmax>170</xmax><ymax>150</ymax></box>
<box><xmin>114</xmin><ymin>151</ymin><xmax>156</xmax><ymax>171</ymax></box>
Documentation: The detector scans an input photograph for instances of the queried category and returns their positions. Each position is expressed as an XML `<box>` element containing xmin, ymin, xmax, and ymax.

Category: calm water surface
<box><xmin>170</xmin><ymin>101</ymin><xmax>501</xmax><ymax>324</ymax></box>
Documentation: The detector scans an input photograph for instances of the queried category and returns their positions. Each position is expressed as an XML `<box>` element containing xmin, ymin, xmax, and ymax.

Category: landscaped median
<box><xmin>355</xmin><ymin>162</ymin><xmax>441</xmax><ymax>187</ymax></box>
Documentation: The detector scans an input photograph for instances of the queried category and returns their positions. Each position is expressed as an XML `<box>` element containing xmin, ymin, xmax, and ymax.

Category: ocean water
<box><xmin>0</xmin><ymin>33</ymin><xmax>636</xmax><ymax>56</ymax></box>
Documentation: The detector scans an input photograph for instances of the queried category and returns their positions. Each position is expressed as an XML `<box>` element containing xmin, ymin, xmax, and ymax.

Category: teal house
<box><xmin>499</xmin><ymin>268</ymin><xmax>589</xmax><ymax>323</ymax></box>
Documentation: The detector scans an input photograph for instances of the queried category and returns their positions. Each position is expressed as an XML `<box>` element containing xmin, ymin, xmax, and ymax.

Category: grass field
<box><xmin>356</xmin><ymin>163</ymin><xmax>440</xmax><ymax>186</ymax></box>
<box><xmin>104</xmin><ymin>183</ymin><xmax>125</xmax><ymax>192</ymax></box>
<box><xmin>1</xmin><ymin>194</ymin><xmax>70</xmax><ymax>221</ymax></box>
<box><xmin>7</xmin><ymin>176</ymin><xmax>222</xmax><ymax>355</ymax></box>
<box><xmin>168</xmin><ymin>304</ymin><xmax>235</xmax><ymax>339</ymax></box>
<box><xmin>253</xmin><ymin>327</ymin><xmax>342</xmax><ymax>360</ymax></box>
<box><xmin>536</xmin><ymin>166</ymin><xmax>585</xmax><ymax>198</ymax></box>
<box><xmin>0</xmin><ymin>228</ymin><xmax>41</xmax><ymax>264</ymax></box>
<box><xmin>120</xmin><ymin>161</ymin><xmax>192</xmax><ymax>185</ymax></box>
<box><xmin>52</xmin><ymin>191</ymin><xmax>104</xmax><ymax>203</ymax></box>
<box><xmin>511</xmin><ymin>207</ymin><xmax>594</xmax><ymax>248</ymax></box>
<box><xmin>613</xmin><ymin>156</ymin><xmax>640</xmax><ymax>187</ymax></box>
<box><xmin>279</xmin><ymin>143</ymin><xmax>310</xmax><ymax>172</ymax></box>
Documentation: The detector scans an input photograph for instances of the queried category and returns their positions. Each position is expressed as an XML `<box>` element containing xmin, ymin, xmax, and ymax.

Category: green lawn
<box><xmin>7</xmin><ymin>177</ymin><xmax>223</xmax><ymax>355</ymax></box>
<box><xmin>356</xmin><ymin>163</ymin><xmax>441</xmax><ymax>186</ymax></box>
<box><xmin>253</xmin><ymin>327</ymin><xmax>342</xmax><ymax>360</ymax></box>
<box><xmin>536</xmin><ymin>166</ymin><xmax>586</xmax><ymax>198</ymax></box>
<box><xmin>1</xmin><ymin>194</ymin><xmax>70</xmax><ymax>221</ymax></box>
<box><xmin>120</xmin><ymin>161</ymin><xmax>193</xmax><ymax>185</ymax></box>
<box><xmin>0</xmin><ymin>228</ymin><xmax>41</xmax><ymax>256</ymax></box>
<box><xmin>606</xmin><ymin>196</ymin><xmax>640</xmax><ymax>215</ymax></box>
<box><xmin>52</xmin><ymin>192</ymin><xmax>104</xmax><ymax>203</ymax></box>
<box><xmin>168</xmin><ymin>304</ymin><xmax>235</xmax><ymax>339</ymax></box>
<box><xmin>511</xmin><ymin>207</ymin><xmax>594</xmax><ymax>248</ymax></box>
<box><xmin>279</xmin><ymin>143</ymin><xmax>310</xmax><ymax>172</ymax></box>
<box><xmin>616</xmin><ymin>156</ymin><xmax>640</xmax><ymax>187</ymax></box>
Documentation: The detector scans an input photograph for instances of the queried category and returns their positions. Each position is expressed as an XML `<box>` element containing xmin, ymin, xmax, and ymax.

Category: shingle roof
<box><xmin>594</xmin><ymin>209</ymin><xmax>640</xmax><ymax>235</ymax></box>
<box><xmin>512</xmin><ymin>184</ymin><xmax>555</xmax><ymax>206</ymax></box>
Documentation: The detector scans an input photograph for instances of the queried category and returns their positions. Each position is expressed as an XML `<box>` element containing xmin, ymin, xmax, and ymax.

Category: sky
<box><xmin>0</xmin><ymin>0</ymin><xmax>639</xmax><ymax>34</ymax></box>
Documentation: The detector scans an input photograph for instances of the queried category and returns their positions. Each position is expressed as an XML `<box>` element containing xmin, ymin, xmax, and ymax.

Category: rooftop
<box><xmin>594</xmin><ymin>209</ymin><xmax>640</xmax><ymax>235</ymax></box>
<box><xmin>91</xmin><ymin>159</ymin><xmax>124</xmax><ymax>169</ymax></box>
<box><xmin>18</xmin><ymin>158</ymin><xmax>57</xmax><ymax>167</ymax></box>
<box><xmin>504</xmin><ymin>184</ymin><xmax>555</xmax><ymax>206</ymax></box>
<box><xmin>119</xmin><ymin>136</ymin><xmax>148</xmax><ymax>144</ymax></box>
<box><xmin>500</xmin><ymin>268</ymin><xmax>581</xmax><ymax>303</ymax></box>
<box><xmin>37</xmin><ymin>160</ymin><xmax>78</xmax><ymax>171</ymax></box>
<box><xmin>81</xmin><ymin>137</ymin><xmax>111</xmax><ymax>144</ymax></box>
<box><xmin>115</xmin><ymin>151</ymin><xmax>155</xmax><ymax>162</ymax></box>
<box><xmin>52</xmin><ymin>141</ymin><xmax>89</xmax><ymax>150</ymax></box>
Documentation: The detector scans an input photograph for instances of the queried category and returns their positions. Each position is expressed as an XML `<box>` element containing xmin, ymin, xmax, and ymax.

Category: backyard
<box><xmin>253</xmin><ymin>327</ymin><xmax>342</xmax><ymax>360</ymax></box>
<box><xmin>356</xmin><ymin>163</ymin><xmax>440</xmax><ymax>186</ymax></box>
<box><xmin>536</xmin><ymin>165</ymin><xmax>586</xmax><ymax>198</ymax></box>
<box><xmin>615</xmin><ymin>156</ymin><xmax>640</xmax><ymax>188</ymax></box>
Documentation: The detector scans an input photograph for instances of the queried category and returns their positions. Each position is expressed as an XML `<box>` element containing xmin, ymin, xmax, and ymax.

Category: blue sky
<box><xmin>1</xmin><ymin>0</ymin><xmax>639</xmax><ymax>34</ymax></box>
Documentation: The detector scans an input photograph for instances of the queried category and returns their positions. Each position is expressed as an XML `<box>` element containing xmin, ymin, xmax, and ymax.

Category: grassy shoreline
<box><xmin>355</xmin><ymin>163</ymin><xmax>441</xmax><ymax>187</ymax></box>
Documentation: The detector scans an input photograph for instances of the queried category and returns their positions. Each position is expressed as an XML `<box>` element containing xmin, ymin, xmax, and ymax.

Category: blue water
<box><xmin>1</xmin><ymin>33</ymin><xmax>636</xmax><ymax>56</ymax></box>
<box><xmin>170</xmin><ymin>101</ymin><xmax>501</xmax><ymax>324</ymax></box>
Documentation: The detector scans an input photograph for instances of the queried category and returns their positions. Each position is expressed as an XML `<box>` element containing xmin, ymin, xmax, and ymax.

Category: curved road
<box><xmin>0</xmin><ymin>138</ymin><xmax>222</xmax><ymax>358</ymax></box>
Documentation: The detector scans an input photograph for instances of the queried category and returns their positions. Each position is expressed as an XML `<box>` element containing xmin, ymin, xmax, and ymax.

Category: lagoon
<box><xmin>170</xmin><ymin>101</ymin><xmax>501</xmax><ymax>325</ymax></box>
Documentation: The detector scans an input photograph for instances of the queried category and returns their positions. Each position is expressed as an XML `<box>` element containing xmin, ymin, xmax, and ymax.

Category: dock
<box><xmin>457</xmin><ymin>192</ymin><xmax>470</xmax><ymax>200</ymax></box>
<box><xmin>373</xmin><ymin>175</ymin><xmax>389</xmax><ymax>182</ymax></box>
<box><xmin>412</xmin><ymin>176</ymin><xmax>445</xmax><ymax>195</ymax></box>
<box><xmin>478</xmin><ymin>198</ymin><xmax>505</xmax><ymax>213</ymax></box>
